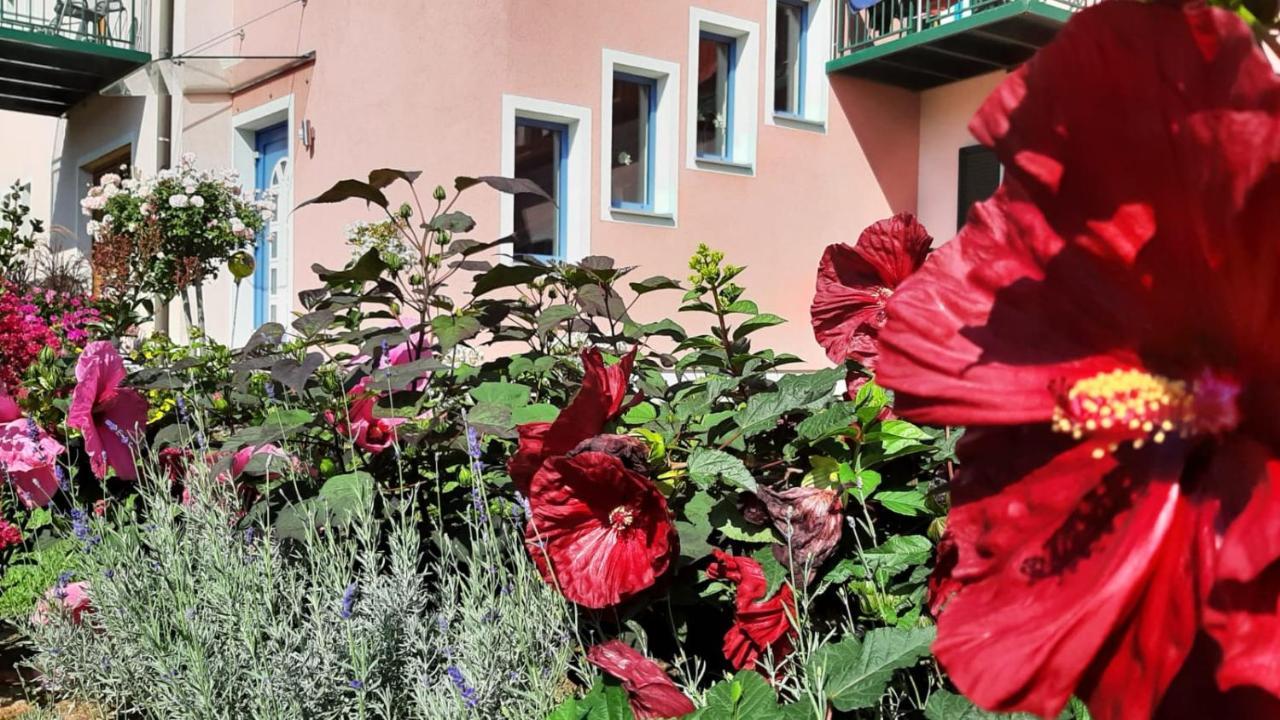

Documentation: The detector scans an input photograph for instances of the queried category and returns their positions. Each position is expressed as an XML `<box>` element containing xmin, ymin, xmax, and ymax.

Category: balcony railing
<box><xmin>833</xmin><ymin>0</ymin><xmax>1091</xmax><ymax>61</ymax></box>
<box><xmin>0</xmin><ymin>0</ymin><xmax>147</xmax><ymax>52</ymax></box>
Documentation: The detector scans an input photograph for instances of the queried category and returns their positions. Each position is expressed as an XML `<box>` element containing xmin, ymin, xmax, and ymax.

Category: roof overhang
<box><xmin>100</xmin><ymin>52</ymin><xmax>314</xmax><ymax>97</ymax></box>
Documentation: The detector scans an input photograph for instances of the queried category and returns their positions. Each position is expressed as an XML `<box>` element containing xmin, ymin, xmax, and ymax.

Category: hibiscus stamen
<box><xmin>609</xmin><ymin>505</ymin><xmax>637</xmax><ymax>530</ymax></box>
<box><xmin>1053</xmin><ymin>368</ymin><xmax>1240</xmax><ymax>457</ymax></box>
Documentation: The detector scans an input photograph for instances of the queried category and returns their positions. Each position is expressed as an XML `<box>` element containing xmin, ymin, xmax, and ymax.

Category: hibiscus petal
<box><xmin>586</xmin><ymin>640</ymin><xmax>695</xmax><ymax>720</ymax></box>
<box><xmin>1155</xmin><ymin>635</ymin><xmax>1280</xmax><ymax>720</ymax></box>
<box><xmin>932</xmin><ymin>428</ymin><xmax>1194</xmax><ymax>718</ymax></box>
<box><xmin>507</xmin><ymin>421</ymin><xmax>551</xmax><ymax>496</ymax></box>
<box><xmin>1204</xmin><ymin>563</ymin><xmax>1280</xmax><ymax>699</ymax></box>
<box><xmin>878</xmin><ymin>183</ymin><xmax>1145</xmax><ymax>427</ymax></box>
<box><xmin>542</xmin><ymin>348</ymin><xmax>638</xmax><ymax>456</ymax></box>
<box><xmin>94</xmin><ymin>388</ymin><xmax>147</xmax><ymax>481</ymax></box>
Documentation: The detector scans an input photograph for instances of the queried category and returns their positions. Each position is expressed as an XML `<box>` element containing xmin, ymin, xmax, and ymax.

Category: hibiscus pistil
<box><xmin>609</xmin><ymin>505</ymin><xmax>637</xmax><ymax>530</ymax></box>
<box><xmin>1052</xmin><ymin>367</ymin><xmax>1240</xmax><ymax>456</ymax></box>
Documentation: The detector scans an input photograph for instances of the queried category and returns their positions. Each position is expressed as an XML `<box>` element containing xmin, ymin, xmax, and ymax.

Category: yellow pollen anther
<box><xmin>1052</xmin><ymin>367</ymin><xmax>1240</xmax><ymax>458</ymax></box>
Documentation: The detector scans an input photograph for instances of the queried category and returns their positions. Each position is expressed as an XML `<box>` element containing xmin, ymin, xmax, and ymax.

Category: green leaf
<box><xmin>796</xmin><ymin>403</ymin><xmax>857</xmax><ymax>442</ymax></box>
<box><xmin>694</xmin><ymin>671</ymin><xmax>778</xmax><ymax>720</ymax></box>
<box><xmin>677</xmin><ymin>491</ymin><xmax>715</xmax><ymax>561</ymax></box>
<box><xmin>455</xmin><ymin>175</ymin><xmax>553</xmax><ymax>201</ymax></box>
<box><xmin>724</xmin><ymin>299</ymin><xmax>759</xmax><ymax>315</ymax></box>
<box><xmin>875</xmin><ymin>490</ymin><xmax>930</xmax><ymax>517</ymax></box>
<box><xmin>369</xmin><ymin>357</ymin><xmax>445</xmax><ymax>392</ymax></box>
<box><xmin>537</xmin><ymin>304</ymin><xmax>579</xmax><ymax>335</ymax></box>
<box><xmin>868</xmin><ymin>419</ymin><xmax>933</xmax><ymax>458</ymax></box>
<box><xmin>845</xmin><ymin>466</ymin><xmax>881</xmax><ymax>503</ymax></box>
<box><xmin>548</xmin><ymin>679</ymin><xmax>636</xmax><ymax>720</ymax></box>
<box><xmin>469</xmin><ymin>381</ymin><xmax>532</xmax><ymax>408</ymax></box>
<box><xmin>472</xmin><ymin>263</ymin><xmax>549</xmax><ymax>296</ymax></box>
<box><xmin>862</xmin><ymin>535</ymin><xmax>932</xmax><ymax>572</ymax></box>
<box><xmin>318</xmin><ymin>471</ymin><xmax>373</xmax><ymax>518</ymax></box>
<box><xmin>688</xmin><ymin>448</ymin><xmax>756</xmax><ymax>491</ymax></box>
<box><xmin>366</xmin><ymin>168</ymin><xmax>422</xmax><ymax>189</ymax></box>
<box><xmin>812</xmin><ymin>627</ymin><xmax>936</xmax><ymax>711</ymax></box>
<box><xmin>710</xmin><ymin>499</ymin><xmax>776</xmax><ymax>544</ymax></box>
<box><xmin>733</xmin><ymin>313</ymin><xmax>786</xmax><ymax>341</ymax></box>
<box><xmin>428</xmin><ymin>211</ymin><xmax>476</xmax><ymax>233</ymax></box>
<box><xmin>512</xmin><ymin>403</ymin><xmax>559</xmax><ymax>424</ymax></box>
<box><xmin>629</xmin><ymin>275</ymin><xmax>682</xmax><ymax>295</ymax></box>
<box><xmin>314</xmin><ymin>250</ymin><xmax>390</xmax><ymax>284</ymax></box>
<box><xmin>431</xmin><ymin>314</ymin><xmax>481</xmax><ymax>351</ymax></box>
<box><xmin>297</xmin><ymin>178</ymin><xmax>388</xmax><ymax>209</ymax></box>
<box><xmin>621</xmin><ymin>401</ymin><xmax>658</xmax><ymax>425</ymax></box>
<box><xmin>735</xmin><ymin>368</ymin><xmax>842</xmax><ymax>437</ymax></box>
<box><xmin>925</xmin><ymin>691</ymin><xmax>1041</xmax><ymax>720</ymax></box>
<box><xmin>468</xmin><ymin>402</ymin><xmax>515</xmax><ymax>437</ymax></box>
<box><xmin>751</xmin><ymin>546</ymin><xmax>788</xmax><ymax>597</ymax></box>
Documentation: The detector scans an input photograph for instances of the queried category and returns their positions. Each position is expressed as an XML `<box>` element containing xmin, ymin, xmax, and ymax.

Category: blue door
<box><xmin>253</xmin><ymin>123</ymin><xmax>289</xmax><ymax>326</ymax></box>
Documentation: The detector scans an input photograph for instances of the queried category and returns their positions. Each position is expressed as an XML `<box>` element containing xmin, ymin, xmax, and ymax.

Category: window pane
<box><xmin>956</xmin><ymin>145</ymin><xmax>1001</xmax><ymax>231</ymax></box>
<box><xmin>696</xmin><ymin>36</ymin><xmax>731</xmax><ymax>158</ymax></box>
<box><xmin>513</xmin><ymin>122</ymin><xmax>562</xmax><ymax>257</ymax></box>
<box><xmin>775</xmin><ymin>3</ymin><xmax>804</xmax><ymax>114</ymax></box>
<box><xmin>612</xmin><ymin>77</ymin><xmax>651</xmax><ymax>208</ymax></box>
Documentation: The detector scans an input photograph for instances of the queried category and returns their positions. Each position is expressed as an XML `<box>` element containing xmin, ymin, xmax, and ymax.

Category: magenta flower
<box><xmin>0</xmin><ymin>394</ymin><xmax>66</xmax><ymax>508</ymax></box>
<box><xmin>30</xmin><ymin>580</ymin><xmax>92</xmax><ymax>626</ymax></box>
<box><xmin>66</xmin><ymin>341</ymin><xmax>148</xmax><ymax>481</ymax></box>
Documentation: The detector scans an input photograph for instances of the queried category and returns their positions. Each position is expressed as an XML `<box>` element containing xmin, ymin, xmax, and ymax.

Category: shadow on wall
<box><xmin>830</xmin><ymin>73</ymin><xmax>921</xmax><ymax>215</ymax></box>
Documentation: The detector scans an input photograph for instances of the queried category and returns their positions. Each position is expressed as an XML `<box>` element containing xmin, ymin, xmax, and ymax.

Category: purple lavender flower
<box><xmin>339</xmin><ymin>583</ymin><xmax>358</xmax><ymax>620</ymax></box>
<box><xmin>70</xmin><ymin>508</ymin><xmax>92</xmax><ymax>544</ymax></box>
<box><xmin>103</xmin><ymin>418</ymin><xmax>131</xmax><ymax>446</ymax></box>
<box><xmin>465</xmin><ymin>425</ymin><xmax>483</xmax><ymax>460</ymax></box>
<box><xmin>265</xmin><ymin>382</ymin><xmax>276</xmax><ymax>401</ymax></box>
<box><xmin>175</xmin><ymin>394</ymin><xmax>189</xmax><ymax>422</ymax></box>
<box><xmin>446</xmin><ymin>666</ymin><xmax>479</xmax><ymax>708</ymax></box>
<box><xmin>54</xmin><ymin>464</ymin><xmax>68</xmax><ymax>492</ymax></box>
<box><xmin>244</xmin><ymin>526</ymin><xmax>256</xmax><ymax>545</ymax></box>
<box><xmin>348</xmin><ymin>679</ymin><xmax>365</xmax><ymax>690</ymax></box>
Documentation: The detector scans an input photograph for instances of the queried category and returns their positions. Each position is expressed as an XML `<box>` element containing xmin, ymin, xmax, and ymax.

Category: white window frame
<box><xmin>500</xmin><ymin>95</ymin><xmax>591</xmax><ymax>263</ymax></box>
<box><xmin>228</xmin><ymin>94</ymin><xmax>294</xmax><ymax>346</ymax></box>
<box><xmin>765</xmin><ymin>0</ymin><xmax>830</xmax><ymax>132</ymax></box>
<box><xmin>687</xmin><ymin>8</ymin><xmax>760</xmax><ymax>176</ymax></box>
<box><xmin>600</xmin><ymin>50</ymin><xmax>680</xmax><ymax>228</ymax></box>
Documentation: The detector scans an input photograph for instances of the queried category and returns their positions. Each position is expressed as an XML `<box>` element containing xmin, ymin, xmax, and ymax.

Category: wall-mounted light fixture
<box><xmin>298</xmin><ymin>118</ymin><xmax>314</xmax><ymax>151</ymax></box>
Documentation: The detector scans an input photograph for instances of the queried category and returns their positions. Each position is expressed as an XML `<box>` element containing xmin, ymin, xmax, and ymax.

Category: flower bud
<box><xmin>433</xmin><ymin>185</ymin><xmax>447</xmax><ymax>202</ymax></box>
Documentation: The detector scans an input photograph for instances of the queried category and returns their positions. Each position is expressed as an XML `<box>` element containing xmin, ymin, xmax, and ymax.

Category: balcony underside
<box><xmin>0</xmin><ymin>27</ymin><xmax>148</xmax><ymax>116</ymax></box>
<box><xmin>827</xmin><ymin>1</ymin><xmax>1073</xmax><ymax>90</ymax></box>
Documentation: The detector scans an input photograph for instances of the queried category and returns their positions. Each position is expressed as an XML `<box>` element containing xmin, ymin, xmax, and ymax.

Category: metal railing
<box><xmin>833</xmin><ymin>0</ymin><xmax>1090</xmax><ymax>58</ymax></box>
<box><xmin>0</xmin><ymin>0</ymin><xmax>147</xmax><ymax>51</ymax></box>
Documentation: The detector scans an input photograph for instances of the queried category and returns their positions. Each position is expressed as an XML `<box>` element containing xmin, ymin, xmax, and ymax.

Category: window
<box><xmin>696</xmin><ymin>32</ymin><xmax>735</xmax><ymax>160</ymax></box>
<box><xmin>84</xmin><ymin>145</ymin><xmax>131</xmax><ymax>294</ymax></box>
<box><xmin>513</xmin><ymin>119</ymin><xmax>567</xmax><ymax>258</ymax></box>
<box><xmin>611</xmin><ymin>73</ymin><xmax>656</xmax><ymax>210</ymax></box>
<box><xmin>687</xmin><ymin>9</ymin><xmax>759</xmax><ymax>173</ymax></box>
<box><xmin>956</xmin><ymin>145</ymin><xmax>1001</xmax><ymax>230</ymax></box>
<box><xmin>766</xmin><ymin>0</ymin><xmax>829</xmax><ymax>130</ymax></box>
<box><xmin>501</xmin><ymin>95</ymin><xmax>591</xmax><ymax>262</ymax></box>
<box><xmin>601</xmin><ymin>51</ymin><xmax>680</xmax><ymax>225</ymax></box>
<box><xmin>774</xmin><ymin>0</ymin><xmax>806</xmax><ymax>116</ymax></box>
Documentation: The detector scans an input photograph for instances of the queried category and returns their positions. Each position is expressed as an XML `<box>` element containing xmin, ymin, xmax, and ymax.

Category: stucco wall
<box><xmin>169</xmin><ymin>0</ymin><xmax>925</xmax><ymax>364</ymax></box>
<box><xmin>0</xmin><ymin>110</ymin><xmax>57</xmax><ymax>241</ymax></box>
<box><xmin>915</xmin><ymin>71</ymin><xmax>1005</xmax><ymax>243</ymax></box>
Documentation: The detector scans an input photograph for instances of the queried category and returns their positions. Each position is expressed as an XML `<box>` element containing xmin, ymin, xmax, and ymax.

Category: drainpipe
<box><xmin>153</xmin><ymin>0</ymin><xmax>174</xmax><ymax>336</ymax></box>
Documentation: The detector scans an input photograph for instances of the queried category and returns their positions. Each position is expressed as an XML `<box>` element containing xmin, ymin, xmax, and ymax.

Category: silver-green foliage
<box><xmin>21</xmin><ymin>457</ymin><xmax>579</xmax><ymax>720</ymax></box>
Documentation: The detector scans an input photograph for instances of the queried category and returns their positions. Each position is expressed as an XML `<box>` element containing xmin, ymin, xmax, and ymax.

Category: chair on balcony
<box><xmin>50</xmin><ymin>0</ymin><xmax>125</xmax><ymax>43</ymax></box>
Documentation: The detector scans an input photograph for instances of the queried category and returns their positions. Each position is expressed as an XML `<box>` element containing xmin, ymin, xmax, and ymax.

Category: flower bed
<box><xmin>2</xmin><ymin>3</ymin><xmax>1280</xmax><ymax>718</ymax></box>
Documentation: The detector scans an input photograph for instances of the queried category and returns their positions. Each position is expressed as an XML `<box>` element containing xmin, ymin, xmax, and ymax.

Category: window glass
<box><xmin>696</xmin><ymin>34</ymin><xmax>733</xmax><ymax>159</ymax></box>
<box><xmin>957</xmin><ymin>145</ymin><xmax>1001</xmax><ymax>230</ymax></box>
<box><xmin>513</xmin><ymin>121</ymin><xmax>563</xmax><ymax>258</ymax></box>
<box><xmin>611</xmin><ymin>75</ymin><xmax>653</xmax><ymax>209</ymax></box>
<box><xmin>775</xmin><ymin>2</ymin><xmax>805</xmax><ymax>115</ymax></box>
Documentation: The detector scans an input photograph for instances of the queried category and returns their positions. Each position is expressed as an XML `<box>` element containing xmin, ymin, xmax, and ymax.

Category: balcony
<box><xmin>828</xmin><ymin>0</ymin><xmax>1092</xmax><ymax>90</ymax></box>
<box><xmin>0</xmin><ymin>0</ymin><xmax>150</xmax><ymax>116</ymax></box>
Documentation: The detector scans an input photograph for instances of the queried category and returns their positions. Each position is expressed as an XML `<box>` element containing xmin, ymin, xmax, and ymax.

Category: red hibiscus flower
<box><xmin>810</xmin><ymin>212</ymin><xmax>931</xmax><ymax>372</ymax></box>
<box><xmin>876</xmin><ymin>3</ymin><xmax>1280</xmax><ymax>718</ymax></box>
<box><xmin>66</xmin><ymin>341</ymin><xmax>148</xmax><ymax>481</ymax></box>
<box><xmin>525</xmin><ymin>449</ymin><xmax>677</xmax><ymax>609</ymax></box>
<box><xmin>508</xmin><ymin>347</ymin><xmax>638</xmax><ymax>495</ymax></box>
<box><xmin>705</xmin><ymin>550</ymin><xmax>796</xmax><ymax>671</ymax></box>
<box><xmin>586</xmin><ymin>640</ymin><xmax>696</xmax><ymax>719</ymax></box>
<box><xmin>326</xmin><ymin>375</ymin><xmax>407</xmax><ymax>453</ymax></box>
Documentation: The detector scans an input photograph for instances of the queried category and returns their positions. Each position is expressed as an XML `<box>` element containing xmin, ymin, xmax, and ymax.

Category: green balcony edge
<box><xmin>825</xmin><ymin>0</ymin><xmax>1073</xmax><ymax>75</ymax></box>
<box><xmin>0</xmin><ymin>25</ymin><xmax>149</xmax><ymax>65</ymax></box>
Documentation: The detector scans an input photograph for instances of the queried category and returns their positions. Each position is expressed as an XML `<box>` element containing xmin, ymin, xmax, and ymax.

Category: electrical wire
<box><xmin>179</xmin><ymin>0</ymin><xmax>304</xmax><ymax>57</ymax></box>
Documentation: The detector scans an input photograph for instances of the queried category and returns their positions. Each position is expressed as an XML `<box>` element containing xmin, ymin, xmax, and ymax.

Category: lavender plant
<box><xmin>19</xmin><ymin>440</ymin><xmax>580</xmax><ymax>719</ymax></box>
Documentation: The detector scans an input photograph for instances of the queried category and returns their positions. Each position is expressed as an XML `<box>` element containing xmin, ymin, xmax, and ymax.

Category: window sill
<box><xmin>692</xmin><ymin>155</ymin><xmax>755</xmax><ymax>176</ymax></box>
<box><xmin>608</xmin><ymin>206</ymin><xmax>676</xmax><ymax>227</ymax></box>
<box><xmin>770</xmin><ymin>113</ymin><xmax>826</xmax><ymax>133</ymax></box>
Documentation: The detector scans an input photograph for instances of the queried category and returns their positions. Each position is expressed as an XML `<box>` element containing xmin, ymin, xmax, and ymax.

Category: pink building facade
<box><xmin>0</xmin><ymin>0</ymin><xmax>1063</xmax><ymax>364</ymax></box>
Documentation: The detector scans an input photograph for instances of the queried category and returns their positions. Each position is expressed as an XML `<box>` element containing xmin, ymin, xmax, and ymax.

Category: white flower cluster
<box><xmin>345</xmin><ymin>219</ymin><xmax>415</xmax><ymax>268</ymax></box>
<box><xmin>80</xmin><ymin>153</ymin><xmax>269</xmax><ymax>243</ymax></box>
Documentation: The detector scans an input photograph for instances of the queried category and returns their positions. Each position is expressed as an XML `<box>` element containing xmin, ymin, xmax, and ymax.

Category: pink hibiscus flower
<box><xmin>30</xmin><ymin>580</ymin><xmax>92</xmax><ymax>626</ymax></box>
<box><xmin>0</xmin><ymin>395</ymin><xmax>66</xmax><ymax>508</ymax></box>
<box><xmin>66</xmin><ymin>342</ymin><xmax>148</xmax><ymax>481</ymax></box>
